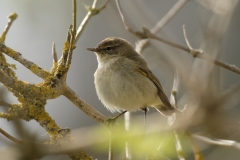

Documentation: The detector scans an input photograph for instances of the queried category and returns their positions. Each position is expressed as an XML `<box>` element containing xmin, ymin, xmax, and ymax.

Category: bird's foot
<box><xmin>105</xmin><ymin>117</ymin><xmax>118</xmax><ymax>128</ymax></box>
<box><xmin>104</xmin><ymin>111</ymin><xmax>127</xmax><ymax>128</ymax></box>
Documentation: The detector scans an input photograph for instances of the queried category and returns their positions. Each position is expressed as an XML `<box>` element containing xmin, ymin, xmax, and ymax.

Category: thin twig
<box><xmin>52</xmin><ymin>42</ymin><xmax>58</xmax><ymax>63</ymax></box>
<box><xmin>0</xmin><ymin>13</ymin><xmax>18</xmax><ymax>43</ymax></box>
<box><xmin>116</xmin><ymin>0</ymin><xmax>240</xmax><ymax>75</ymax></box>
<box><xmin>63</xmin><ymin>85</ymin><xmax>107</xmax><ymax>125</ymax></box>
<box><xmin>193</xmin><ymin>134</ymin><xmax>240</xmax><ymax>151</ymax></box>
<box><xmin>75</xmin><ymin>0</ymin><xmax>111</xmax><ymax>43</ymax></box>
<box><xmin>0</xmin><ymin>42</ymin><xmax>51</xmax><ymax>79</ymax></box>
<box><xmin>142</xmin><ymin>27</ymin><xmax>240</xmax><ymax>75</ymax></box>
<box><xmin>188</xmin><ymin>134</ymin><xmax>204</xmax><ymax>160</ymax></box>
<box><xmin>0</xmin><ymin>128</ymin><xmax>23</xmax><ymax>144</ymax></box>
<box><xmin>66</xmin><ymin>0</ymin><xmax>77</xmax><ymax>66</ymax></box>
<box><xmin>0</xmin><ymin>127</ymin><xmax>45</xmax><ymax>147</ymax></box>
<box><xmin>108</xmin><ymin>132</ymin><xmax>113</xmax><ymax>160</ymax></box>
<box><xmin>0</xmin><ymin>100</ymin><xmax>12</xmax><ymax>108</ymax></box>
<box><xmin>72</xmin><ymin>0</ymin><xmax>77</xmax><ymax>37</ymax></box>
<box><xmin>169</xmin><ymin>71</ymin><xmax>186</xmax><ymax>160</ymax></box>
<box><xmin>174</xmin><ymin>131</ymin><xmax>186</xmax><ymax>160</ymax></box>
<box><xmin>136</xmin><ymin>0</ymin><xmax>189</xmax><ymax>53</ymax></box>
<box><xmin>116</xmin><ymin>0</ymin><xmax>139</xmax><ymax>36</ymax></box>
<box><xmin>182</xmin><ymin>25</ymin><xmax>192</xmax><ymax>50</ymax></box>
<box><xmin>124</xmin><ymin>112</ymin><xmax>131</xmax><ymax>159</ymax></box>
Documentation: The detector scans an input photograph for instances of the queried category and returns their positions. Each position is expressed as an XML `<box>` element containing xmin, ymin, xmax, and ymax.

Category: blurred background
<box><xmin>0</xmin><ymin>0</ymin><xmax>240</xmax><ymax>159</ymax></box>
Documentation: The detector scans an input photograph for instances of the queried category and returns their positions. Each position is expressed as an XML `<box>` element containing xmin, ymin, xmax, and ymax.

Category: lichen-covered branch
<box><xmin>0</xmin><ymin>0</ymin><xmax>112</xmax><ymax>159</ymax></box>
<box><xmin>0</xmin><ymin>42</ymin><xmax>50</xmax><ymax>79</ymax></box>
<box><xmin>0</xmin><ymin>13</ymin><xmax>18</xmax><ymax>43</ymax></box>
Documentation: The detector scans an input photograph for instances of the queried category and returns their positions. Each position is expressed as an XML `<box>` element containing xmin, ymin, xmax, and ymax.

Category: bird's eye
<box><xmin>106</xmin><ymin>47</ymin><xmax>112</xmax><ymax>51</ymax></box>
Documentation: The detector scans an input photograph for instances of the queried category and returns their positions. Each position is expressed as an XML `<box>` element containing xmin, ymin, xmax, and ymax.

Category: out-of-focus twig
<box><xmin>0</xmin><ymin>100</ymin><xmax>12</xmax><ymax>108</ymax></box>
<box><xmin>115</xmin><ymin>0</ymin><xmax>142</xmax><ymax>37</ymax></box>
<box><xmin>170</xmin><ymin>71</ymin><xmax>186</xmax><ymax>160</ymax></box>
<box><xmin>188</xmin><ymin>133</ymin><xmax>204</xmax><ymax>160</ymax></box>
<box><xmin>0</xmin><ymin>128</ymin><xmax>23</xmax><ymax>144</ymax></box>
<box><xmin>193</xmin><ymin>134</ymin><xmax>240</xmax><ymax>151</ymax></box>
<box><xmin>75</xmin><ymin>0</ymin><xmax>111</xmax><ymax>43</ymax></box>
<box><xmin>116</xmin><ymin>0</ymin><xmax>240</xmax><ymax>75</ymax></box>
<box><xmin>142</xmin><ymin>27</ymin><xmax>240</xmax><ymax>75</ymax></box>
<box><xmin>136</xmin><ymin>0</ymin><xmax>189</xmax><ymax>53</ymax></box>
<box><xmin>0</xmin><ymin>128</ymin><xmax>45</xmax><ymax>147</ymax></box>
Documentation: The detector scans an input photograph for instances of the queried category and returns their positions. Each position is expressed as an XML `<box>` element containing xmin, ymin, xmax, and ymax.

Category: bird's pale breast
<box><xmin>94</xmin><ymin>57</ymin><xmax>161</xmax><ymax>112</ymax></box>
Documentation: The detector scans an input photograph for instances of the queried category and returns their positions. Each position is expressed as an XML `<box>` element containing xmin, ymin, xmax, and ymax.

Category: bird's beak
<box><xmin>87</xmin><ymin>48</ymin><xmax>98</xmax><ymax>52</ymax></box>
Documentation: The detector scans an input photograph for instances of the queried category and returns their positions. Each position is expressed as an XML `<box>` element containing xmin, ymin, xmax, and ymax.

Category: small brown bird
<box><xmin>87</xmin><ymin>37</ymin><xmax>178</xmax><ymax>117</ymax></box>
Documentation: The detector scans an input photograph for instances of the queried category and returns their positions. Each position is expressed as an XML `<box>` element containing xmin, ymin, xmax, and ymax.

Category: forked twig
<box><xmin>136</xmin><ymin>0</ymin><xmax>189</xmax><ymax>52</ymax></box>
<box><xmin>75</xmin><ymin>0</ymin><xmax>111</xmax><ymax>43</ymax></box>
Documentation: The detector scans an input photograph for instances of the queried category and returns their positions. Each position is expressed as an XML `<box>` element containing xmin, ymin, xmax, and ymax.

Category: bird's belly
<box><xmin>94</xmin><ymin>67</ymin><xmax>160</xmax><ymax>112</ymax></box>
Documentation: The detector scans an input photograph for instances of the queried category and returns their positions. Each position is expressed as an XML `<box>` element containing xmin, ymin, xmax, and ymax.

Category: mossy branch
<box><xmin>0</xmin><ymin>0</ymin><xmax>110</xmax><ymax>159</ymax></box>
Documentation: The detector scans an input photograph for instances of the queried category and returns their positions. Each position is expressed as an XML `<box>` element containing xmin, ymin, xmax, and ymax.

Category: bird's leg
<box><xmin>106</xmin><ymin>111</ymin><xmax>127</xmax><ymax>127</ymax></box>
<box><xmin>140</xmin><ymin>107</ymin><xmax>149</xmax><ymax>126</ymax></box>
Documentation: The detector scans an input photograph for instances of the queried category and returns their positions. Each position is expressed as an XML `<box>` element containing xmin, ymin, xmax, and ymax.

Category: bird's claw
<box><xmin>105</xmin><ymin>117</ymin><xmax>117</xmax><ymax>128</ymax></box>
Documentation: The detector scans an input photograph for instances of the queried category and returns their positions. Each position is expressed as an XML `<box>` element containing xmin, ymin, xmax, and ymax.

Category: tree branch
<box><xmin>0</xmin><ymin>100</ymin><xmax>12</xmax><ymax>108</ymax></box>
<box><xmin>0</xmin><ymin>42</ymin><xmax>50</xmax><ymax>79</ymax></box>
<box><xmin>136</xmin><ymin>0</ymin><xmax>189</xmax><ymax>53</ymax></box>
<box><xmin>75</xmin><ymin>0</ymin><xmax>111</xmax><ymax>43</ymax></box>
<box><xmin>142</xmin><ymin>27</ymin><xmax>240</xmax><ymax>75</ymax></box>
<box><xmin>193</xmin><ymin>134</ymin><xmax>240</xmax><ymax>151</ymax></box>
<box><xmin>116</xmin><ymin>0</ymin><xmax>240</xmax><ymax>76</ymax></box>
<box><xmin>63</xmin><ymin>85</ymin><xmax>107</xmax><ymax>126</ymax></box>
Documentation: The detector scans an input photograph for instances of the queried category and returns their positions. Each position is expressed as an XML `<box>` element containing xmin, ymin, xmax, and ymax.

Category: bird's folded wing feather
<box><xmin>138</xmin><ymin>67</ymin><xmax>174</xmax><ymax>109</ymax></box>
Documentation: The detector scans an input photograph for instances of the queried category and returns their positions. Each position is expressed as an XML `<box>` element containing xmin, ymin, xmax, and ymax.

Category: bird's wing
<box><xmin>137</xmin><ymin>67</ymin><xmax>174</xmax><ymax>109</ymax></box>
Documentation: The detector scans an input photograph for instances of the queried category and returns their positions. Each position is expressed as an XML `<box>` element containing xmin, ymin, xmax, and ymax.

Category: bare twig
<box><xmin>75</xmin><ymin>0</ymin><xmax>111</xmax><ymax>43</ymax></box>
<box><xmin>66</xmin><ymin>0</ymin><xmax>77</xmax><ymax>66</ymax></box>
<box><xmin>193</xmin><ymin>134</ymin><xmax>240</xmax><ymax>151</ymax></box>
<box><xmin>169</xmin><ymin>71</ymin><xmax>186</xmax><ymax>160</ymax></box>
<box><xmin>188</xmin><ymin>134</ymin><xmax>204</xmax><ymax>160</ymax></box>
<box><xmin>142</xmin><ymin>27</ymin><xmax>240</xmax><ymax>75</ymax></box>
<box><xmin>174</xmin><ymin>131</ymin><xmax>186</xmax><ymax>160</ymax></box>
<box><xmin>0</xmin><ymin>42</ymin><xmax>50</xmax><ymax>79</ymax></box>
<box><xmin>116</xmin><ymin>0</ymin><xmax>139</xmax><ymax>36</ymax></box>
<box><xmin>116</xmin><ymin>0</ymin><xmax>240</xmax><ymax>75</ymax></box>
<box><xmin>63</xmin><ymin>85</ymin><xmax>107</xmax><ymax>125</ymax></box>
<box><xmin>108</xmin><ymin>132</ymin><xmax>113</xmax><ymax>160</ymax></box>
<box><xmin>0</xmin><ymin>100</ymin><xmax>12</xmax><ymax>108</ymax></box>
<box><xmin>124</xmin><ymin>112</ymin><xmax>131</xmax><ymax>159</ymax></box>
<box><xmin>136</xmin><ymin>0</ymin><xmax>189</xmax><ymax>53</ymax></box>
<box><xmin>52</xmin><ymin>42</ymin><xmax>58</xmax><ymax>63</ymax></box>
<box><xmin>0</xmin><ymin>13</ymin><xmax>18</xmax><ymax>43</ymax></box>
<box><xmin>0</xmin><ymin>127</ymin><xmax>46</xmax><ymax>148</ymax></box>
<box><xmin>0</xmin><ymin>128</ymin><xmax>23</xmax><ymax>144</ymax></box>
<box><xmin>72</xmin><ymin>0</ymin><xmax>77</xmax><ymax>37</ymax></box>
<box><xmin>182</xmin><ymin>25</ymin><xmax>193</xmax><ymax>50</ymax></box>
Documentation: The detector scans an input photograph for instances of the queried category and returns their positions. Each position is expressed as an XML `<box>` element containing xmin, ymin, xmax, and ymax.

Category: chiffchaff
<box><xmin>87</xmin><ymin>37</ymin><xmax>178</xmax><ymax>117</ymax></box>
